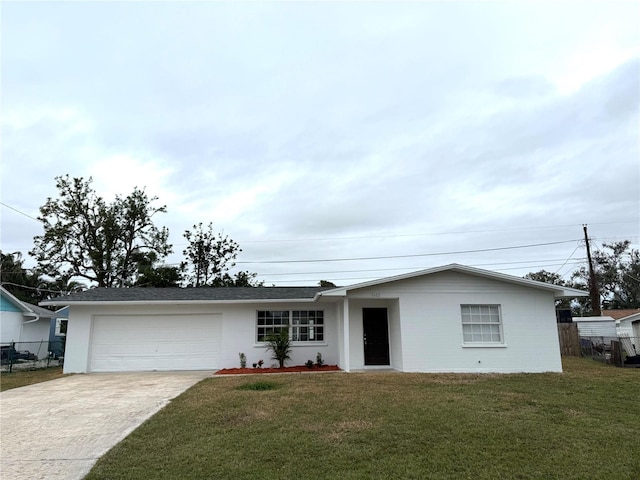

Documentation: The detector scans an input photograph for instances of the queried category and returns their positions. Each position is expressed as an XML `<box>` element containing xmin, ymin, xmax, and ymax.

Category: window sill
<box><xmin>461</xmin><ymin>343</ymin><xmax>507</xmax><ymax>348</ymax></box>
<box><xmin>254</xmin><ymin>342</ymin><xmax>328</xmax><ymax>348</ymax></box>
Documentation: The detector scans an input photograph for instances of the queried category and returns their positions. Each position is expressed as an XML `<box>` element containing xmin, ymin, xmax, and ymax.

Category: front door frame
<box><xmin>362</xmin><ymin>307</ymin><xmax>390</xmax><ymax>366</ymax></box>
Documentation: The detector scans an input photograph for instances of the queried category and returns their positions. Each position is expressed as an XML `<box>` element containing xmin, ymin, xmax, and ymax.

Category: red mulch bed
<box><xmin>215</xmin><ymin>365</ymin><xmax>341</xmax><ymax>375</ymax></box>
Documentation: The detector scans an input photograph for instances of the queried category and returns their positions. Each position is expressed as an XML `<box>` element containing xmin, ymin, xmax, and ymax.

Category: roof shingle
<box><xmin>601</xmin><ymin>309</ymin><xmax>640</xmax><ymax>320</ymax></box>
<box><xmin>42</xmin><ymin>287</ymin><xmax>331</xmax><ymax>304</ymax></box>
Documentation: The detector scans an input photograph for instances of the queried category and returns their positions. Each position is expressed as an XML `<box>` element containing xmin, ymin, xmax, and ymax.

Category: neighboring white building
<box><xmin>41</xmin><ymin>264</ymin><xmax>587</xmax><ymax>374</ymax></box>
<box><xmin>572</xmin><ymin>316</ymin><xmax>618</xmax><ymax>339</ymax></box>
<box><xmin>602</xmin><ymin>309</ymin><xmax>640</xmax><ymax>339</ymax></box>
<box><xmin>1</xmin><ymin>286</ymin><xmax>56</xmax><ymax>359</ymax></box>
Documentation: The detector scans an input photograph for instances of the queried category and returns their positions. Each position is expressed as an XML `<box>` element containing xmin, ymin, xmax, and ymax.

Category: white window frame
<box><xmin>55</xmin><ymin>318</ymin><xmax>68</xmax><ymax>337</ymax></box>
<box><xmin>256</xmin><ymin>310</ymin><xmax>325</xmax><ymax>344</ymax></box>
<box><xmin>460</xmin><ymin>305</ymin><xmax>504</xmax><ymax>345</ymax></box>
<box><xmin>256</xmin><ymin>311</ymin><xmax>289</xmax><ymax>343</ymax></box>
<box><xmin>291</xmin><ymin>310</ymin><xmax>324</xmax><ymax>342</ymax></box>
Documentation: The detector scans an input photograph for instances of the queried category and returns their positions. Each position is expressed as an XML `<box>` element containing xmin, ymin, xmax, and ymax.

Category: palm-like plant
<box><xmin>265</xmin><ymin>329</ymin><xmax>292</xmax><ymax>368</ymax></box>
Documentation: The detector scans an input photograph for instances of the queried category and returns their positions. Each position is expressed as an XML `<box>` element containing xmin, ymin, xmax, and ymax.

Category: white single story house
<box><xmin>41</xmin><ymin>264</ymin><xmax>587</xmax><ymax>374</ymax></box>
<box><xmin>1</xmin><ymin>286</ymin><xmax>56</xmax><ymax>359</ymax></box>
<box><xmin>602</xmin><ymin>309</ymin><xmax>640</xmax><ymax>339</ymax></box>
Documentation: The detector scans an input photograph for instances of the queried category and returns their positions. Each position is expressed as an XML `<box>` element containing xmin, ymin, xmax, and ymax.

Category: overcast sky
<box><xmin>1</xmin><ymin>1</ymin><xmax>639</xmax><ymax>287</ymax></box>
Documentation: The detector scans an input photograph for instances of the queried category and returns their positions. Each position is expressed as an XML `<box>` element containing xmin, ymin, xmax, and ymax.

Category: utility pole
<box><xmin>583</xmin><ymin>224</ymin><xmax>602</xmax><ymax>316</ymax></box>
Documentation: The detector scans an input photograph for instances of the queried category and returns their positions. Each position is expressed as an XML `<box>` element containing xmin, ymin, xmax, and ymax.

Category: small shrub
<box><xmin>252</xmin><ymin>359</ymin><xmax>264</xmax><ymax>369</ymax></box>
<box><xmin>239</xmin><ymin>352</ymin><xmax>247</xmax><ymax>368</ymax></box>
<box><xmin>305</xmin><ymin>360</ymin><xmax>314</xmax><ymax>369</ymax></box>
<box><xmin>265</xmin><ymin>330</ymin><xmax>292</xmax><ymax>368</ymax></box>
<box><xmin>316</xmin><ymin>352</ymin><xmax>324</xmax><ymax>367</ymax></box>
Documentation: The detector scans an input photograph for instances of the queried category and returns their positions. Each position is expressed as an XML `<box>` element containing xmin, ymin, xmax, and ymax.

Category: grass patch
<box><xmin>236</xmin><ymin>381</ymin><xmax>281</xmax><ymax>391</ymax></box>
<box><xmin>0</xmin><ymin>366</ymin><xmax>66</xmax><ymax>392</ymax></box>
<box><xmin>86</xmin><ymin>357</ymin><xmax>640</xmax><ymax>479</ymax></box>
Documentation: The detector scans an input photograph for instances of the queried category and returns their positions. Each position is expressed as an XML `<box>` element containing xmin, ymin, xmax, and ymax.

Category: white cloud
<box><xmin>88</xmin><ymin>154</ymin><xmax>175</xmax><ymax>201</ymax></box>
<box><xmin>1</xmin><ymin>1</ymin><xmax>638</xmax><ymax>284</ymax></box>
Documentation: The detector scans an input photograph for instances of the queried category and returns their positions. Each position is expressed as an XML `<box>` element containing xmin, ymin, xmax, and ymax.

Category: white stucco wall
<box><xmin>64</xmin><ymin>302</ymin><xmax>340</xmax><ymax>373</ymax></box>
<box><xmin>1</xmin><ymin>311</ymin><xmax>51</xmax><ymax>358</ymax></box>
<box><xmin>616</xmin><ymin>315</ymin><xmax>640</xmax><ymax>339</ymax></box>
<box><xmin>344</xmin><ymin>270</ymin><xmax>562</xmax><ymax>373</ymax></box>
<box><xmin>1</xmin><ymin>311</ymin><xmax>22</xmax><ymax>344</ymax></box>
<box><xmin>20</xmin><ymin>320</ymin><xmax>52</xmax><ymax>359</ymax></box>
<box><xmin>616</xmin><ymin>319</ymin><xmax>634</xmax><ymax>337</ymax></box>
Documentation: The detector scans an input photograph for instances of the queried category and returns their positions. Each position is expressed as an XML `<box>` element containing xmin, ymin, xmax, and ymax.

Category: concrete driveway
<box><xmin>0</xmin><ymin>371</ymin><xmax>211</xmax><ymax>480</ymax></box>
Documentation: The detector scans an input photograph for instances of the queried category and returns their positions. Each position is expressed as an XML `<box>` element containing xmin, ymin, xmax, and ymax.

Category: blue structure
<box><xmin>48</xmin><ymin>306</ymin><xmax>69</xmax><ymax>358</ymax></box>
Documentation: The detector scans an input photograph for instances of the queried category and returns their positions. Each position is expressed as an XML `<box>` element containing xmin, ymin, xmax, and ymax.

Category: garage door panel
<box><xmin>90</xmin><ymin>314</ymin><xmax>221</xmax><ymax>372</ymax></box>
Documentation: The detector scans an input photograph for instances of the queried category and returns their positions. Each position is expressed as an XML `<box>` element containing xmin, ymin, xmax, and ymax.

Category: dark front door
<box><xmin>363</xmin><ymin>308</ymin><xmax>390</xmax><ymax>366</ymax></box>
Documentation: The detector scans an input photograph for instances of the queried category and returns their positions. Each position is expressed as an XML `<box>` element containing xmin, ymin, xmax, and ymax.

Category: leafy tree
<box><xmin>209</xmin><ymin>271</ymin><xmax>263</xmax><ymax>287</ymax></box>
<box><xmin>134</xmin><ymin>265</ymin><xmax>183</xmax><ymax>287</ymax></box>
<box><xmin>525</xmin><ymin>240</ymin><xmax>640</xmax><ymax>315</ymax></box>
<box><xmin>572</xmin><ymin>241</ymin><xmax>640</xmax><ymax>310</ymax></box>
<box><xmin>182</xmin><ymin>222</ymin><xmax>254</xmax><ymax>287</ymax></box>
<box><xmin>231</xmin><ymin>270</ymin><xmax>263</xmax><ymax>287</ymax></box>
<box><xmin>0</xmin><ymin>251</ymin><xmax>85</xmax><ymax>303</ymax></box>
<box><xmin>524</xmin><ymin>270</ymin><xmax>574</xmax><ymax>309</ymax></box>
<box><xmin>319</xmin><ymin>280</ymin><xmax>337</xmax><ymax>287</ymax></box>
<box><xmin>132</xmin><ymin>252</ymin><xmax>183</xmax><ymax>287</ymax></box>
<box><xmin>524</xmin><ymin>270</ymin><xmax>567</xmax><ymax>286</ymax></box>
<box><xmin>0</xmin><ymin>251</ymin><xmax>43</xmax><ymax>303</ymax></box>
<box><xmin>30</xmin><ymin>176</ymin><xmax>172</xmax><ymax>287</ymax></box>
<box><xmin>40</xmin><ymin>275</ymin><xmax>87</xmax><ymax>297</ymax></box>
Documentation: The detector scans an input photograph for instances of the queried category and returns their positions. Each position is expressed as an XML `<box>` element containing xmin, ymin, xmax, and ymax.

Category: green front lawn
<box><xmin>0</xmin><ymin>366</ymin><xmax>66</xmax><ymax>392</ymax></box>
<box><xmin>86</xmin><ymin>358</ymin><xmax>639</xmax><ymax>479</ymax></box>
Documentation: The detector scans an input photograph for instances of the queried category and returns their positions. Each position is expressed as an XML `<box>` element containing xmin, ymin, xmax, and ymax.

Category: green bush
<box><xmin>265</xmin><ymin>329</ymin><xmax>292</xmax><ymax>368</ymax></box>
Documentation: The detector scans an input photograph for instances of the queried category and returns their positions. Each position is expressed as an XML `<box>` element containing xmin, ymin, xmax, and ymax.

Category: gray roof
<box><xmin>1</xmin><ymin>285</ymin><xmax>57</xmax><ymax>317</ymax></box>
<box><xmin>28</xmin><ymin>303</ymin><xmax>58</xmax><ymax>318</ymax></box>
<box><xmin>41</xmin><ymin>287</ymin><xmax>331</xmax><ymax>305</ymax></box>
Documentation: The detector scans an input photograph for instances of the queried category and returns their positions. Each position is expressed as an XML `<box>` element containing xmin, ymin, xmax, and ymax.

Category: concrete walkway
<box><xmin>0</xmin><ymin>371</ymin><xmax>211</xmax><ymax>480</ymax></box>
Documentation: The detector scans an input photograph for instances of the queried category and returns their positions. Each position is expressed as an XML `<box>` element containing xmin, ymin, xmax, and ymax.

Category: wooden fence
<box><xmin>557</xmin><ymin>323</ymin><xmax>580</xmax><ymax>356</ymax></box>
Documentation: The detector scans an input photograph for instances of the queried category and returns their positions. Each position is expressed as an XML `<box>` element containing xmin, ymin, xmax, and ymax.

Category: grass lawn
<box><xmin>86</xmin><ymin>358</ymin><xmax>639</xmax><ymax>480</ymax></box>
<box><xmin>0</xmin><ymin>366</ymin><xmax>66</xmax><ymax>392</ymax></box>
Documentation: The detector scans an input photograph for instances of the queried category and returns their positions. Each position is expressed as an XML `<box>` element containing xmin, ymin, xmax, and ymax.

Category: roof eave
<box><xmin>553</xmin><ymin>289</ymin><xmax>590</xmax><ymax>299</ymax></box>
<box><xmin>40</xmin><ymin>298</ymin><xmax>320</xmax><ymax>307</ymax></box>
<box><xmin>317</xmin><ymin>263</ymin><xmax>589</xmax><ymax>298</ymax></box>
<box><xmin>2</xmin><ymin>286</ymin><xmax>56</xmax><ymax>317</ymax></box>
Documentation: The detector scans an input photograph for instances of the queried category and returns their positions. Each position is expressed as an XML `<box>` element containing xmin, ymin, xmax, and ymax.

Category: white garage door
<box><xmin>90</xmin><ymin>314</ymin><xmax>221</xmax><ymax>372</ymax></box>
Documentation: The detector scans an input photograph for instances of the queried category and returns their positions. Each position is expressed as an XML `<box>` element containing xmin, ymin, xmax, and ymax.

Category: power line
<box><xmin>237</xmin><ymin>239</ymin><xmax>582</xmax><ymax>264</ymax></box>
<box><xmin>1</xmin><ymin>197</ymin><xmax>637</xmax><ymax>249</ymax></box>
<box><xmin>260</xmin><ymin>260</ymin><xmax>588</xmax><ymax>284</ymax></box>
<box><xmin>258</xmin><ymin>257</ymin><xmax>587</xmax><ymax>277</ymax></box>
<box><xmin>0</xmin><ymin>282</ymin><xmax>69</xmax><ymax>294</ymax></box>
<box><xmin>554</xmin><ymin>244</ymin><xmax>582</xmax><ymax>275</ymax></box>
<box><xmin>1</xmin><ymin>258</ymin><xmax>589</xmax><ymax>289</ymax></box>
<box><xmin>0</xmin><ymin>202</ymin><xmax>40</xmax><ymax>222</ymax></box>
